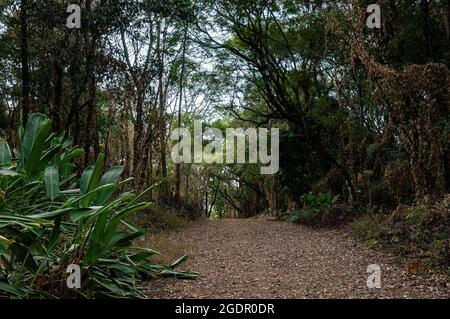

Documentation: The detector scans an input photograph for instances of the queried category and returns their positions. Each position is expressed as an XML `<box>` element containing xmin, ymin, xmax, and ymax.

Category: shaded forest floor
<box><xmin>143</xmin><ymin>219</ymin><xmax>450</xmax><ymax>299</ymax></box>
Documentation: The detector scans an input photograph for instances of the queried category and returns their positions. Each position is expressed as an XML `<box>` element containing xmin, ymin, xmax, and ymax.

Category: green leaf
<box><xmin>80</xmin><ymin>153</ymin><xmax>105</xmax><ymax>207</ymax></box>
<box><xmin>0</xmin><ymin>242</ymin><xmax>7</xmax><ymax>254</ymax></box>
<box><xmin>0</xmin><ymin>139</ymin><xmax>11</xmax><ymax>165</ymax></box>
<box><xmin>0</xmin><ymin>213</ymin><xmax>53</xmax><ymax>229</ymax></box>
<box><xmin>28</xmin><ymin>208</ymin><xmax>74</xmax><ymax>220</ymax></box>
<box><xmin>93</xmin><ymin>166</ymin><xmax>124</xmax><ymax>205</ymax></box>
<box><xmin>60</xmin><ymin>148</ymin><xmax>83</xmax><ymax>165</ymax></box>
<box><xmin>18</xmin><ymin>126</ymin><xmax>24</xmax><ymax>143</ymax></box>
<box><xmin>21</xmin><ymin>114</ymin><xmax>52</xmax><ymax>176</ymax></box>
<box><xmin>159</xmin><ymin>269</ymin><xmax>199</xmax><ymax>279</ymax></box>
<box><xmin>10</xmin><ymin>242</ymin><xmax>38</xmax><ymax>273</ymax></box>
<box><xmin>44</xmin><ymin>166</ymin><xmax>60</xmax><ymax>200</ymax></box>
<box><xmin>38</xmin><ymin>144</ymin><xmax>62</xmax><ymax>172</ymax></box>
<box><xmin>0</xmin><ymin>169</ymin><xmax>20</xmax><ymax>177</ymax></box>
<box><xmin>80</xmin><ymin>166</ymin><xmax>94</xmax><ymax>195</ymax></box>
<box><xmin>62</xmin><ymin>184</ymin><xmax>115</xmax><ymax>209</ymax></box>
<box><xmin>170</xmin><ymin>255</ymin><xmax>189</xmax><ymax>269</ymax></box>
<box><xmin>106</xmin><ymin>231</ymin><xmax>143</xmax><ymax>251</ymax></box>
<box><xmin>48</xmin><ymin>217</ymin><xmax>61</xmax><ymax>253</ymax></box>
<box><xmin>69</xmin><ymin>207</ymin><xmax>101</xmax><ymax>223</ymax></box>
<box><xmin>91</xmin><ymin>274</ymin><xmax>131</xmax><ymax>298</ymax></box>
<box><xmin>128</xmin><ymin>249</ymin><xmax>160</xmax><ymax>262</ymax></box>
<box><xmin>59</xmin><ymin>174</ymin><xmax>77</xmax><ymax>187</ymax></box>
<box><xmin>60</xmin><ymin>188</ymin><xmax>80</xmax><ymax>195</ymax></box>
<box><xmin>0</xmin><ymin>282</ymin><xmax>26</xmax><ymax>297</ymax></box>
<box><xmin>104</xmin><ymin>203</ymin><xmax>150</xmax><ymax>241</ymax></box>
<box><xmin>0</xmin><ymin>235</ymin><xmax>13</xmax><ymax>253</ymax></box>
<box><xmin>21</xmin><ymin>113</ymin><xmax>48</xmax><ymax>159</ymax></box>
<box><xmin>0</xmin><ymin>176</ymin><xmax>8</xmax><ymax>191</ymax></box>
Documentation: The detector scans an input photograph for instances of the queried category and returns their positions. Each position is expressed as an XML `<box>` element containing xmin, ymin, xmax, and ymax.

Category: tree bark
<box><xmin>53</xmin><ymin>54</ymin><xmax>63</xmax><ymax>132</ymax></box>
<box><xmin>444</xmin><ymin>0</ymin><xmax>450</xmax><ymax>40</ymax></box>
<box><xmin>157</xmin><ymin>20</ymin><xmax>169</xmax><ymax>204</ymax></box>
<box><xmin>174</xmin><ymin>28</ymin><xmax>188</xmax><ymax>207</ymax></box>
<box><xmin>20</xmin><ymin>0</ymin><xmax>30</xmax><ymax>125</ymax></box>
<box><xmin>83</xmin><ymin>0</ymin><xmax>99</xmax><ymax>165</ymax></box>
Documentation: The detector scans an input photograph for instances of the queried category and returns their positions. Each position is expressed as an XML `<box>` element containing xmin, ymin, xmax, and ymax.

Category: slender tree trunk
<box><xmin>84</xmin><ymin>69</ymin><xmax>97</xmax><ymax>165</ymax></box>
<box><xmin>133</xmin><ymin>92</ymin><xmax>144</xmax><ymax>180</ymax></box>
<box><xmin>207</xmin><ymin>182</ymin><xmax>219</xmax><ymax>218</ymax></box>
<box><xmin>53</xmin><ymin>54</ymin><xmax>63</xmax><ymax>132</ymax></box>
<box><xmin>265</xmin><ymin>118</ymin><xmax>277</xmax><ymax>218</ymax></box>
<box><xmin>185</xmin><ymin>163</ymin><xmax>191</xmax><ymax>194</ymax></box>
<box><xmin>20</xmin><ymin>0</ymin><xmax>30</xmax><ymax>125</ymax></box>
<box><xmin>67</xmin><ymin>31</ymin><xmax>83</xmax><ymax>147</ymax></box>
<box><xmin>124</xmin><ymin>100</ymin><xmax>133</xmax><ymax>176</ymax></box>
<box><xmin>174</xmin><ymin>28</ymin><xmax>187</xmax><ymax>207</ymax></box>
<box><xmin>148</xmin><ymin>144</ymin><xmax>153</xmax><ymax>201</ymax></box>
<box><xmin>84</xmin><ymin>0</ymin><xmax>99</xmax><ymax>165</ymax></box>
<box><xmin>204</xmin><ymin>184</ymin><xmax>208</xmax><ymax>216</ymax></box>
<box><xmin>157</xmin><ymin>20</ymin><xmax>169</xmax><ymax>204</ymax></box>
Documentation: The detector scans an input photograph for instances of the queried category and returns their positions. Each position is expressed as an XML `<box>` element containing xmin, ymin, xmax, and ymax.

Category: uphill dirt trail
<box><xmin>144</xmin><ymin>219</ymin><xmax>450</xmax><ymax>299</ymax></box>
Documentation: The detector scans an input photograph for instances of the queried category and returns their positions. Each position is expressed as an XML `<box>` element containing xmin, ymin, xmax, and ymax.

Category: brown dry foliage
<box><xmin>340</xmin><ymin>3</ymin><xmax>450</xmax><ymax>202</ymax></box>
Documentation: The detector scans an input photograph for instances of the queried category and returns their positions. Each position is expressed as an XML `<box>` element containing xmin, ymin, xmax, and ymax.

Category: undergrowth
<box><xmin>351</xmin><ymin>196</ymin><xmax>450</xmax><ymax>273</ymax></box>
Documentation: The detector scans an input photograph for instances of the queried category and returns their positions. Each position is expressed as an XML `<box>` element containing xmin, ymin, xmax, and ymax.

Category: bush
<box><xmin>0</xmin><ymin>114</ymin><xmax>197</xmax><ymax>299</ymax></box>
<box><xmin>350</xmin><ymin>214</ymin><xmax>385</xmax><ymax>247</ymax></box>
<box><xmin>351</xmin><ymin>197</ymin><xmax>450</xmax><ymax>270</ymax></box>
<box><xmin>383</xmin><ymin>161</ymin><xmax>415</xmax><ymax>204</ymax></box>
<box><xmin>134</xmin><ymin>207</ymin><xmax>189</xmax><ymax>233</ymax></box>
<box><xmin>286</xmin><ymin>193</ymin><xmax>342</xmax><ymax>226</ymax></box>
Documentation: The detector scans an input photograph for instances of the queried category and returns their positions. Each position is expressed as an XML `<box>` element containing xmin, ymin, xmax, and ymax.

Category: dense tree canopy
<box><xmin>0</xmin><ymin>0</ymin><xmax>449</xmax><ymax>298</ymax></box>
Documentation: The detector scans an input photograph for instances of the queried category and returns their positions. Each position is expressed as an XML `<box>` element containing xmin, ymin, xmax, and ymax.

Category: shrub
<box><xmin>286</xmin><ymin>193</ymin><xmax>341</xmax><ymax>226</ymax></box>
<box><xmin>0</xmin><ymin>114</ymin><xmax>197</xmax><ymax>299</ymax></box>
<box><xmin>383</xmin><ymin>161</ymin><xmax>415</xmax><ymax>204</ymax></box>
<box><xmin>134</xmin><ymin>207</ymin><xmax>189</xmax><ymax>233</ymax></box>
<box><xmin>351</xmin><ymin>197</ymin><xmax>450</xmax><ymax>270</ymax></box>
<box><xmin>350</xmin><ymin>214</ymin><xmax>384</xmax><ymax>247</ymax></box>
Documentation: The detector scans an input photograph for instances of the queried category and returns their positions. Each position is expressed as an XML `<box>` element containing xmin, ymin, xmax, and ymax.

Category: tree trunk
<box><xmin>53</xmin><ymin>54</ymin><xmax>63</xmax><ymax>132</ymax></box>
<box><xmin>83</xmin><ymin>0</ymin><xmax>99</xmax><ymax>165</ymax></box>
<box><xmin>265</xmin><ymin>118</ymin><xmax>277</xmax><ymax>218</ymax></box>
<box><xmin>207</xmin><ymin>182</ymin><xmax>219</xmax><ymax>218</ymax></box>
<box><xmin>20</xmin><ymin>0</ymin><xmax>30</xmax><ymax>125</ymax></box>
<box><xmin>157</xmin><ymin>20</ymin><xmax>169</xmax><ymax>204</ymax></box>
<box><xmin>174</xmin><ymin>28</ymin><xmax>187</xmax><ymax>207</ymax></box>
<box><xmin>444</xmin><ymin>0</ymin><xmax>450</xmax><ymax>40</ymax></box>
<box><xmin>133</xmin><ymin>92</ymin><xmax>144</xmax><ymax>181</ymax></box>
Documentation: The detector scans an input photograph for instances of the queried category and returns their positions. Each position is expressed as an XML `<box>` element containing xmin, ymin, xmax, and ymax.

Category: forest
<box><xmin>0</xmin><ymin>0</ymin><xmax>449</xmax><ymax>299</ymax></box>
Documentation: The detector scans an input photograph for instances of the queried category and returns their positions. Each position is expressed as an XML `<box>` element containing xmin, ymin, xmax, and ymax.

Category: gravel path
<box><xmin>144</xmin><ymin>219</ymin><xmax>450</xmax><ymax>299</ymax></box>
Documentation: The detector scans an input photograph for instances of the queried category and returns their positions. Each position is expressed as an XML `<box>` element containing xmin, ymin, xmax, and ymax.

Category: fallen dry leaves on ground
<box><xmin>143</xmin><ymin>219</ymin><xmax>450</xmax><ymax>299</ymax></box>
